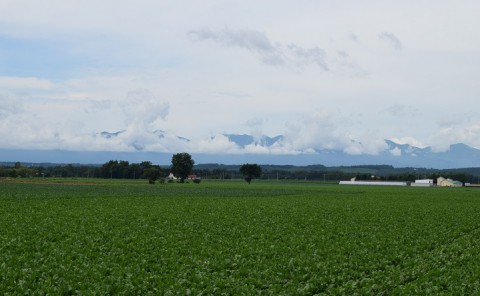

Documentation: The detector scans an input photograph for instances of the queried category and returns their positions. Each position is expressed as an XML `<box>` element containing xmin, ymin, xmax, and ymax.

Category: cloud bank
<box><xmin>0</xmin><ymin>1</ymin><xmax>479</xmax><ymax>161</ymax></box>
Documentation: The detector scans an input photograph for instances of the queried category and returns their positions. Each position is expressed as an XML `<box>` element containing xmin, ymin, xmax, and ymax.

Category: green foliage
<box><xmin>1</xmin><ymin>181</ymin><xmax>480</xmax><ymax>293</ymax></box>
<box><xmin>96</xmin><ymin>160</ymin><xmax>163</xmax><ymax>180</ymax></box>
<box><xmin>171</xmin><ymin>152</ymin><xmax>195</xmax><ymax>182</ymax></box>
<box><xmin>239</xmin><ymin>163</ymin><xmax>262</xmax><ymax>183</ymax></box>
<box><xmin>142</xmin><ymin>167</ymin><xmax>162</xmax><ymax>184</ymax></box>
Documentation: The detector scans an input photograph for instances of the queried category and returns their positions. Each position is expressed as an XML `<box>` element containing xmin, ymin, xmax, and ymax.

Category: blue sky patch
<box><xmin>0</xmin><ymin>35</ymin><xmax>87</xmax><ymax>79</ymax></box>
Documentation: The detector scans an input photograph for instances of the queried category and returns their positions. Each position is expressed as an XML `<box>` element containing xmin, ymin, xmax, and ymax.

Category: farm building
<box><xmin>437</xmin><ymin>177</ymin><xmax>463</xmax><ymax>187</ymax></box>
<box><xmin>166</xmin><ymin>172</ymin><xmax>177</xmax><ymax>180</ymax></box>
<box><xmin>411</xmin><ymin>179</ymin><xmax>434</xmax><ymax>187</ymax></box>
<box><xmin>339</xmin><ymin>180</ymin><xmax>409</xmax><ymax>186</ymax></box>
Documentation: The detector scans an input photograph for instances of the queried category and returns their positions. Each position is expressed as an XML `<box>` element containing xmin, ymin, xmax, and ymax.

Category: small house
<box><xmin>166</xmin><ymin>172</ymin><xmax>177</xmax><ymax>180</ymax></box>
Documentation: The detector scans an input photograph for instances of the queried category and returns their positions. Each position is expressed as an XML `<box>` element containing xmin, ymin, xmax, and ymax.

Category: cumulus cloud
<box><xmin>280</xmin><ymin>112</ymin><xmax>386</xmax><ymax>155</ymax></box>
<box><xmin>0</xmin><ymin>88</ymin><xmax>173</xmax><ymax>152</ymax></box>
<box><xmin>244</xmin><ymin>117</ymin><xmax>267</xmax><ymax>144</ymax></box>
<box><xmin>282</xmin><ymin>112</ymin><xmax>347</xmax><ymax>151</ymax></box>
<box><xmin>117</xmin><ymin>89</ymin><xmax>170</xmax><ymax>151</ymax></box>
<box><xmin>430</xmin><ymin>124</ymin><xmax>480</xmax><ymax>152</ymax></box>
<box><xmin>278</xmin><ymin>111</ymin><xmax>390</xmax><ymax>155</ymax></box>
<box><xmin>379</xmin><ymin>32</ymin><xmax>403</xmax><ymax>50</ymax></box>
<box><xmin>188</xmin><ymin>27</ymin><xmax>329</xmax><ymax>71</ymax></box>
<box><xmin>190</xmin><ymin>134</ymin><xmax>242</xmax><ymax>154</ymax></box>
<box><xmin>123</xmin><ymin>89</ymin><xmax>169</xmax><ymax>122</ymax></box>
<box><xmin>343</xmin><ymin>136</ymin><xmax>389</xmax><ymax>155</ymax></box>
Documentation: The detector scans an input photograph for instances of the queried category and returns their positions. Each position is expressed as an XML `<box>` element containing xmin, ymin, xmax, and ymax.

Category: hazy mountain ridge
<box><xmin>221</xmin><ymin>134</ymin><xmax>284</xmax><ymax>148</ymax></box>
<box><xmin>1</xmin><ymin>132</ymin><xmax>479</xmax><ymax>169</ymax></box>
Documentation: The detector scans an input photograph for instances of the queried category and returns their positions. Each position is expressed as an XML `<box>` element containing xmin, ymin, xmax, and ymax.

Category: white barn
<box><xmin>339</xmin><ymin>180</ymin><xmax>409</xmax><ymax>186</ymax></box>
<box><xmin>411</xmin><ymin>179</ymin><xmax>434</xmax><ymax>187</ymax></box>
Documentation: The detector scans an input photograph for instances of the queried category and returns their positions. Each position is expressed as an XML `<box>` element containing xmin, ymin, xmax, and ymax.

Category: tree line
<box><xmin>0</xmin><ymin>161</ymin><xmax>154</xmax><ymax>179</ymax></box>
<box><xmin>1</xmin><ymin>158</ymin><xmax>479</xmax><ymax>184</ymax></box>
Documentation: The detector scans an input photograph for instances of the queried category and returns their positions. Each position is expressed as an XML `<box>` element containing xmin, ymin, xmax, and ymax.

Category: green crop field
<box><xmin>1</xmin><ymin>179</ymin><xmax>480</xmax><ymax>294</ymax></box>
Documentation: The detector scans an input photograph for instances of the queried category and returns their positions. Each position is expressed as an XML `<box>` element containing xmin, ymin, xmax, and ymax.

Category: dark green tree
<box><xmin>143</xmin><ymin>167</ymin><xmax>162</xmax><ymax>184</ymax></box>
<box><xmin>171</xmin><ymin>152</ymin><xmax>195</xmax><ymax>182</ymax></box>
<box><xmin>239</xmin><ymin>163</ymin><xmax>262</xmax><ymax>184</ymax></box>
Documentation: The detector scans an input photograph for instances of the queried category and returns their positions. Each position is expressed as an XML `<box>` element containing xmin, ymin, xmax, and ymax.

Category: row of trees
<box><xmin>2</xmin><ymin>155</ymin><xmax>478</xmax><ymax>184</ymax></box>
<box><xmin>0</xmin><ymin>155</ymin><xmax>263</xmax><ymax>184</ymax></box>
<box><xmin>0</xmin><ymin>154</ymin><xmax>199</xmax><ymax>184</ymax></box>
<box><xmin>0</xmin><ymin>163</ymin><xmax>96</xmax><ymax>178</ymax></box>
<box><xmin>98</xmin><ymin>153</ymin><xmax>196</xmax><ymax>184</ymax></box>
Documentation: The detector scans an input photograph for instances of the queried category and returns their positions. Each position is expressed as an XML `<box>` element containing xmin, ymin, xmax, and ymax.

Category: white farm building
<box><xmin>339</xmin><ymin>177</ymin><xmax>463</xmax><ymax>188</ymax></box>
<box><xmin>411</xmin><ymin>179</ymin><xmax>434</xmax><ymax>187</ymax></box>
<box><xmin>339</xmin><ymin>180</ymin><xmax>409</xmax><ymax>186</ymax></box>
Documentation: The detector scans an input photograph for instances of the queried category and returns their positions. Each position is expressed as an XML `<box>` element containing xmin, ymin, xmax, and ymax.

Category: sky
<box><xmin>1</xmin><ymin>0</ymin><xmax>479</xmax><ymax>156</ymax></box>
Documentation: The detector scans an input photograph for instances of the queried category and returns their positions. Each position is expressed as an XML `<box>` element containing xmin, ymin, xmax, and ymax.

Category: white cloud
<box><xmin>0</xmin><ymin>1</ymin><xmax>479</xmax><ymax>157</ymax></box>
<box><xmin>90</xmin><ymin>89</ymin><xmax>171</xmax><ymax>151</ymax></box>
<box><xmin>282</xmin><ymin>112</ymin><xmax>347</xmax><ymax>151</ymax></box>
<box><xmin>188</xmin><ymin>134</ymin><xmax>240</xmax><ymax>154</ymax></box>
<box><xmin>390</xmin><ymin>137</ymin><xmax>427</xmax><ymax>148</ymax></box>
<box><xmin>390</xmin><ymin>147</ymin><xmax>402</xmax><ymax>157</ymax></box>
<box><xmin>379</xmin><ymin>32</ymin><xmax>403</xmax><ymax>50</ymax></box>
<box><xmin>188</xmin><ymin>27</ymin><xmax>277</xmax><ymax>54</ymax></box>
<box><xmin>344</xmin><ymin>136</ymin><xmax>389</xmax><ymax>155</ymax></box>
<box><xmin>188</xmin><ymin>27</ymin><xmax>330</xmax><ymax>71</ymax></box>
<box><xmin>123</xmin><ymin>89</ymin><xmax>170</xmax><ymax>124</ymax></box>
<box><xmin>430</xmin><ymin>124</ymin><xmax>480</xmax><ymax>152</ymax></box>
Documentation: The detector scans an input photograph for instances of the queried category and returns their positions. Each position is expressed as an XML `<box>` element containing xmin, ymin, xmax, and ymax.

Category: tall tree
<box><xmin>171</xmin><ymin>153</ymin><xmax>195</xmax><ymax>182</ymax></box>
<box><xmin>239</xmin><ymin>163</ymin><xmax>262</xmax><ymax>184</ymax></box>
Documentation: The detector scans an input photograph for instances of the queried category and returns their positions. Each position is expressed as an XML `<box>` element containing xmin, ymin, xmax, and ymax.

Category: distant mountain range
<box><xmin>1</xmin><ymin>132</ymin><xmax>479</xmax><ymax>169</ymax></box>
<box><xmin>219</xmin><ymin>134</ymin><xmax>480</xmax><ymax>168</ymax></box>
<box><xmin>222</xmin><ymin>134</ymin><xmax>284</xmax><ymax>148</ymax></box>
